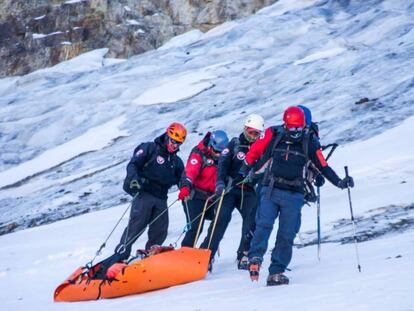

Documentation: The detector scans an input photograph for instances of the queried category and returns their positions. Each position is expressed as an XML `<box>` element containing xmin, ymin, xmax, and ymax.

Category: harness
<box><xmin>190</xmin><ymin>146</ymin><xmax>216</xmax><ymax>173</ymax></box>
<box><xmin>259</xmin><ymin>126</ymin><xmax>311</xmax><ymax>197</ymax></box>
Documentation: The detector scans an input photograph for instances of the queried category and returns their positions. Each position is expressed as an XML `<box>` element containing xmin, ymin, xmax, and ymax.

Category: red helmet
<box><xmin>283</xmin><ymin>106</ymin><xmax>305</xmax><ymax>129</ymax></box>
<box><xmin>166</xmin><ymin>122</ymin><xmax>187</xmax><ymax>143</ymax></box>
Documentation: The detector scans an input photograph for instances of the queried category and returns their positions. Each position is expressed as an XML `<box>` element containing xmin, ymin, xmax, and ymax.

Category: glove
<box><xmin>239</xmin><ymin>163</ymin><xmax>251</xmax><ymax>178</ymax></box>
<box><xmin>337</xmin><ymin>176</ymin><xmax>354</xmax><ymax>189</ymax></box>
<box><xmin>314</xmin><ymin>174</ymin><xmax>325</xmax><ymax>187</ymax></box>
<box><xmin>178</xmin><ymin>186</ymin><xmax>191</xmax><ymax>201</ymax></box>
<box><xmin>215</xmin><ymin>181</ymin><xmax>225</xmax><ymax>196</ymax></box>
<box><xmin>238</xmin><ymin>162</ymin><xmax>253</xmax><ymax>183</ymax></box>
<box><xmin>130</xmin><ymin>179</ymin><xmax>141</xmax><ymax>190</ymax></box>
<box><xmin>123</xmin><ymin>179</ymin><xmax>141</xmax><ymax>196</ymax></box>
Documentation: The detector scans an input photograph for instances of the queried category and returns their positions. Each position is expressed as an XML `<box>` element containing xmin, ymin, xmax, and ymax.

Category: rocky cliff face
<box><xmin>0</xmin><ymin>0</ymin><xmax>276</xmax><ymax>77</ymax></box>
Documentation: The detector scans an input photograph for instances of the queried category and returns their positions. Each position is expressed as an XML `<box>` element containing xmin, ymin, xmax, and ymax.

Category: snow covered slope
<box><xmin>1</xmin><ymin>0</ymin><xmax>414</xmax><ymax>233</ymax></box>
<box><xmin>0</xmin><ymin>0</ymin><xmax>413</xmax><ymax>309</ymax></box>
<box><xmin>0</xmin><ymin>117</ymin><xmax>413</xmax><ymax>310</ymax></box>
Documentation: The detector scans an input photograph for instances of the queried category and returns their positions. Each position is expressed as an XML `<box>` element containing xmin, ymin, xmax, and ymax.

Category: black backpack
<box><xmin>254</xmin><ymin>125</ymin><xmax>318</xmax><ymax>203</ymax></box>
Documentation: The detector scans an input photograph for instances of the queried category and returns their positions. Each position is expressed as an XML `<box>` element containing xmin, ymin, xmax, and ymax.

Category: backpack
<box><xmin>256</xmin><ymin>125</ymin><xmax>317</xmax><ymax>203</ymax></box>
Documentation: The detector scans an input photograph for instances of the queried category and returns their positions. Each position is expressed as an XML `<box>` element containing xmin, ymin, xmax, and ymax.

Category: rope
<box><xmin>117</xmin><ymin>198</ymin><xmax>179</xmax><ymax>252</ymax></box>
<box><xmin>193</xmin><ymin>196</ymin><xmax>213</xmax><ymax>247</ymax></box>
<box><xmin>86</xmin><ymin>192</ymin><xmax>140</xmax><ymax>266</ymax></box>
<box><xmin>183</xmin><ymin>199</ymin><xmax>191</xmax><ymax>231</ymax></box>
<box><xmin>174</xmin><ymin>178</ymin><xmax>249</xmax><ymax>247</ymax></box>
<box><xmin>169</xmin><ymin>200</ymin><xmax>191</xmax><ymax>247</ymax></box>
<box><xmin>207</xmin><ymin>190</ymin><xmax>226</xmax><ymax>249</ymax></box>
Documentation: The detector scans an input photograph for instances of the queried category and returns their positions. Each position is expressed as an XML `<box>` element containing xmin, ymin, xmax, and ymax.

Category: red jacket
<box><xmin>245</xmin><ymin>128</ymin><xmax>274</xmax><ymax>166</ymax></box>
<box><xmin>182</xmin><ymin>133</ymin><xmax>217</xmax><ymax>195</ymax></box>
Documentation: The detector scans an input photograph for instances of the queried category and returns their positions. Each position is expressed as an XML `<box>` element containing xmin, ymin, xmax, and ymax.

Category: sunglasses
<box><xmin>169</xmin><ymin>137</ymin><xmax>182</xmax><ymax>146</ymax></box>
<box><xmin>246</xmin><ymin>128</ymin><xmax>261</xmax><ymax>137</ymax></box>
<box><xmin>287</xmin><ymin>127</ymin><xmax>303</xmax><ymax>132</ymax></box>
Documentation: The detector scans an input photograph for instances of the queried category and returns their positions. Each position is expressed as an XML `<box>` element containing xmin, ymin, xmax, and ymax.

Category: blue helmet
<box><xmin>209</xmin><ymin>130</ymin><xmax>229</xmax><ymax>152</ymax></box>
<box><xmin>298</xmin><ymin>105</ymin><xmax>312</xmax><ymax>127</ymax></box>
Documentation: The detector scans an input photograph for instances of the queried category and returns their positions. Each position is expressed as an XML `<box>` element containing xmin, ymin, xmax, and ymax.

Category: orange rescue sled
<box><xmin>54</xmin><ymin>247</ymin><xmax>211</xmax><ymax>302</ymax></box>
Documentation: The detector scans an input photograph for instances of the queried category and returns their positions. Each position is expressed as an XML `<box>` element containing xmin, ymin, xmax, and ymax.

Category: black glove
<box><xmin>215</xmin><ymin>181</ymin><xmax>225</xmax><ymax>196</ymax></box>
<box><xmin>314</xmin><ymin>174</ymin><xmax>325</xmax><ymax>187</ymax></box>
<box><xmin>337</xmin><ymin>176</ymin><xmax>354</xmax><ymax>189</ymax></box>
<box><xmin>238</xmin><ymin>162</ymin><xmax>253</xmax><ymax>183</ymax></box>
<box><xmin>239</xmin><ymin>162</ymin><xmax>251</xmax><ymax>177</ymax></box>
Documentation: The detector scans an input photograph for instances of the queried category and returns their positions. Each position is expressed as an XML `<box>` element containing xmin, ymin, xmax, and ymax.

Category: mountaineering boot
<box><xmin>237</xmin><ymin>254</ymin><xmax>249</xmax><ymax>270</ymax></box>
<box><xmin>266</xmin><ymin>273</ymin><xmax>289</xmax><ymax>286</ymax></box>
<box><xmin>248</xmin><ymin>257</ymin><xmax>261</xmax><ymax>281</ymax></box>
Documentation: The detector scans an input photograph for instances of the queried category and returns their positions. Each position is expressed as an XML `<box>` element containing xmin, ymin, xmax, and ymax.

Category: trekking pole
<box><xmin>193</xmin><ymin>195</ymin><xmax>215</xmax><ymax>247</ymax></box>
<box><xmin>315</xmin><ymin>143</ymin><xmax>338</xmax><ymax>262</ymax></box>
<box><xmin>316</xmin><ymin>185</ymin><xmax>321</xmax><ymax>261</ymax></box>
<box><xmin>344</xmin><ymin>166</ymin><xmax>361</xmax><ymax>272</ymax></box>
<box><xmin>207</xmin><ymin>190</ymin><xmax>226</xmax><ymax>249</ymax></box>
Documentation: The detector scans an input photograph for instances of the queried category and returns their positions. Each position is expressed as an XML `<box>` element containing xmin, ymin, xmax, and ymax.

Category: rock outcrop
<box><xmin>0</xmin><ymin>0</ymin><xmax>277</xmax><ymax>77</ymax></box>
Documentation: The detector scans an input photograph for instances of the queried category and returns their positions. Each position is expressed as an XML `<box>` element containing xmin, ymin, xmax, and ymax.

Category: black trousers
<box><xmin>200</xmin><ymin>187</ymin><xmax>257</xmax><ymax>260</ymax></box>
<box><xmin>114</xmin><ymin>191</ymin><xmax>169</xmax><ymax>260</ymax></box>
<box><xmin>181</xmin><ymin>197</ymin><xmax>216</xmax><ymax>248</ymax></box>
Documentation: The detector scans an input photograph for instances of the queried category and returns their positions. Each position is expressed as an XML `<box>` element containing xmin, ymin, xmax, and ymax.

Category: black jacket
<box><xmin>217</xmin><ymin>133</ymin><xmax>255</xmax><ymax>189</ymax></box>
<box><xmin>123</xmin><ymin>133</ymin><xmax>184</xmax><ymax>199</ymax></box>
